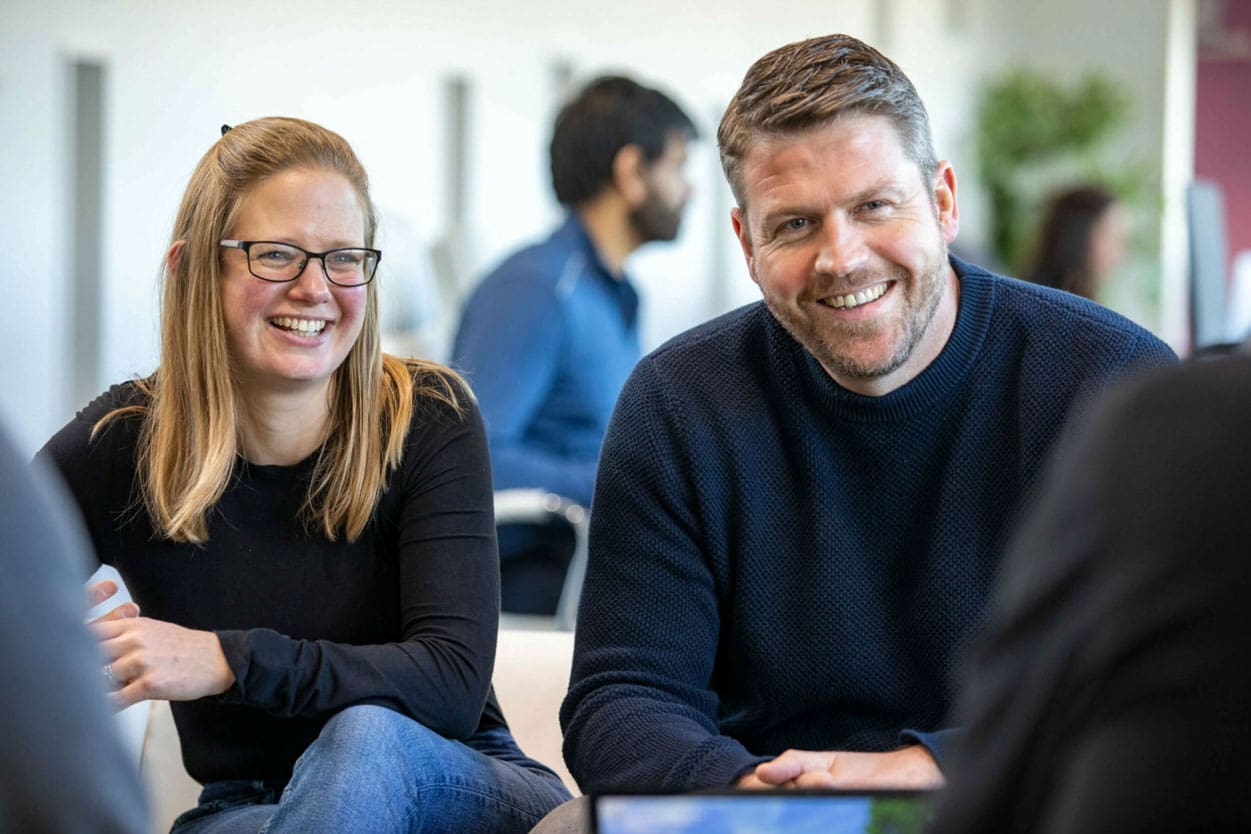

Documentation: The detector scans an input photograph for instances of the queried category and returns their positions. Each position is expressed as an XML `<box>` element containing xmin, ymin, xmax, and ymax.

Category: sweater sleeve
<box><xmin>212</xmin><ymin>390</ymin><xmax>500</xmax><ymax>739</ymax></box>
<box><xmin>560</xmin><ymin>360</ymin><xmax>768</xmax><ymax>793</ymax></box>
<box><xmin>453</xmin><ymin>270</ymin><xmax>596</xmax><ymax>504</ymax></box>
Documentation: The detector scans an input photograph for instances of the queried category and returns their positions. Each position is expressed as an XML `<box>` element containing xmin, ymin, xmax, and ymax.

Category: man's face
<box><xmin>630</xmin><ymin>134</ymin><xmax>692</xmax><ymax>243</ymax></box>
<box><xmin>731</xmin><ymin>114</ymin><xmax>960</xmax><ymax>396</ymax></box>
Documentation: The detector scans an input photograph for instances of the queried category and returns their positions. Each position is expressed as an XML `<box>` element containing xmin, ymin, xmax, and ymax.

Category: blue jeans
<box><xmin>170</xmin><ymin>705</ymin><xmax>571</xmax><ymax>834</ymax></box>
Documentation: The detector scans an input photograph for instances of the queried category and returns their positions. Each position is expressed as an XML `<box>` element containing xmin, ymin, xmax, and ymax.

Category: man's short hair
<box><xmin>717</xmin><ymin>34</ymin><xmax>938</xmax><ymax>208</ymax></box>
<box><xmin>550</xmin><ymin>76</ymin><xmax>697</xmax><ymax>207</ymax></box>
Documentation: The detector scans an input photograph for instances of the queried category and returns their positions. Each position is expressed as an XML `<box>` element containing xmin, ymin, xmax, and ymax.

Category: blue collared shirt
<box><xmin>452</xmin><ymin>215</ymin><xmax>640</xmax><ymax>506</ymax></box>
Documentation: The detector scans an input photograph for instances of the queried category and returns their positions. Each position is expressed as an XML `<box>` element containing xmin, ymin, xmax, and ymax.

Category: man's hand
<box><xmin>736</xmin><ymin>746</ymin><xmax>944</xmax><ymax>790</ymax></box>
<box><xmin>89</xmin><ymin>614</ymin><xmax>236</xmax><ymax>710</ymax></box>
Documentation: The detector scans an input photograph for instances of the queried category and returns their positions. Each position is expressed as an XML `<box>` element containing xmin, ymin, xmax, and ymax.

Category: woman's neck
<box><xmin>237</xmin><ymin>383</ymin><xmax>332</xmax><ymax>466</ymax></box>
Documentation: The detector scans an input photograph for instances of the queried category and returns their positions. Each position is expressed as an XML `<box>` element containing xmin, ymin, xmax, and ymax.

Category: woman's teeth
<box><xmin>271</xmin><ymin>317</ymin><xmax>326</xmax><ymax>334</ymax></box>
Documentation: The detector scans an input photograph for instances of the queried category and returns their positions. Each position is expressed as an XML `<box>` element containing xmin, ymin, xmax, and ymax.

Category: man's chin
<box><xmin>792</xmin><ymin>331</ymin><xmax>905</xmax><ymax>382</ymax></box>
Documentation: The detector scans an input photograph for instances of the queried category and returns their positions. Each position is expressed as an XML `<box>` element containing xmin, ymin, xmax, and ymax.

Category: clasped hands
<box><xmin>736</xmin><ymin>745</ymin><xmax>944</xmax><ymax>790</ymax></box>
<box><xmin>87</xmin><ymin>579</ymin><xmax>235</xmax><ymax>710</ymax></box>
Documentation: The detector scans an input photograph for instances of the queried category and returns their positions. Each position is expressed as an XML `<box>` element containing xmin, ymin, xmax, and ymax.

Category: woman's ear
<box><xmin>166</xmin><ymin>240</ymin><xmax>187</xmax><ymax>275</ymax></box>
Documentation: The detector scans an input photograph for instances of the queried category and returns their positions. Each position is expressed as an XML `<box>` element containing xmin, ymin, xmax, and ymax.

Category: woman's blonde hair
<box><xmin>100</xmin><ymin>117</ymin><xmax>462</xmax><ymax>543</ymax></box>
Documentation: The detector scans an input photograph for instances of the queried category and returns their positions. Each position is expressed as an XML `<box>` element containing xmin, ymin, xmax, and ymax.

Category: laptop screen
<box><xmin>593</xmin><ymin>790</ymin><xmax>935</xmax><ymax>834</ymax></box>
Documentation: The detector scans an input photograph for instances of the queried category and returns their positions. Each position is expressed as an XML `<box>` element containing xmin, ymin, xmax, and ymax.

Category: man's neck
<box><xmin>575</xmin><ymin>198</ymin><xmax>641</xmax><ymax>278</ymax></box>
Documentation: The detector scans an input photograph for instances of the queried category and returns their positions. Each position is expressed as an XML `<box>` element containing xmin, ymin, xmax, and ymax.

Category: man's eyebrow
<box><xmin>847</xmin><ymin>181</ymin><xmax>910</xmax><ymax>204</ymax></box>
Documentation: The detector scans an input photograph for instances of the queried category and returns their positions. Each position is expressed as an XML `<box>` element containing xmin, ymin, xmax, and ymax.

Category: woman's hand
<box><xmin>87</xmin><ymin>582</ymin><xmax>235</xmax><ymax>709</ymax></box>
<box><xmin>86</xmin><ymin>578</ymin><xmax>139</xmax><ymax>621</ymax></box>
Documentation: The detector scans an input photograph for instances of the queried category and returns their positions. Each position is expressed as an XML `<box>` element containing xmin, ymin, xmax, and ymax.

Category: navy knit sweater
<box><xmin>560</xmin><ymin>258</ymin><xmax>1176</xmax><ymax>793</ymax></box>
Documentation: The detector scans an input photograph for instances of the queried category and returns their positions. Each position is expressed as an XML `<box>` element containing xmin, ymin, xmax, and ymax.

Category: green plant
<box><xmin>976</xmin><ymin>69</ymin><xmax>1132</xmax><ymax>272</ymax></box>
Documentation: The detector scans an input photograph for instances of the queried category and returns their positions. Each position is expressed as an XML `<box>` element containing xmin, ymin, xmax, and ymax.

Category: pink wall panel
<box><xmin>1195</xmin><ymin>0</ymin><xmax>1251</xmax><ymax>273</ymax></box>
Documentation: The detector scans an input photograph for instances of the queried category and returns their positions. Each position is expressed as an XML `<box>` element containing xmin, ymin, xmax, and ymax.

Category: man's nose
<box><xmin>813</xmin><ymin>216</ymin><xmax>869</xmax><ymax>277</ymax></box>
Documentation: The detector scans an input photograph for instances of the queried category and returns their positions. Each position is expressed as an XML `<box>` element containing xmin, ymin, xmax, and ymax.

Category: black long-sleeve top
<box><xmin>40</xmin><ymin>378</ymin><xmax>506</xmax><ymax>788</ymax></box>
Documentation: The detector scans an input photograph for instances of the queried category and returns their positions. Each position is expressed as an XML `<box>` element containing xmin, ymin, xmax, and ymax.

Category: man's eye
<box><xmin>862</xmin><ymin>200</ymin><xmax>888</xmax><ymax>212</ymax></box>
<box><xmin>780</xmin><ymin>218</ymin><xmax>808</xmax><ymax>233</ymax></box>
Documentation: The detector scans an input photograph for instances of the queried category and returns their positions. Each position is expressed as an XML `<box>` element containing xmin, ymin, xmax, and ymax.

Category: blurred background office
<box><xmin>10</xmin><ymin>0</ymin><xmax>1251</xmax><ymax>461</ymax></box>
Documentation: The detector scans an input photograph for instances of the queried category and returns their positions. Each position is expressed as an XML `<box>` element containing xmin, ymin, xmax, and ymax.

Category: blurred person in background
<box><xmin>40</xmin><ymin>117</ymin><xmax>570</xmax><ymax>834</ymax></box>
<box><xmin>452</xmin><ymin>76</ymin><xmax>697</xmax><ymax>616</ymax></box>
<box><xmin>1025</xmin><ymin>184</ymin><xmax>1128</xmax><ymax>301</ymax></box>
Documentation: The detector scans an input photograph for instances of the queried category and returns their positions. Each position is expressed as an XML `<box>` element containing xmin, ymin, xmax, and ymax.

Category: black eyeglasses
<box><xmin>220</xmin><ymin>240</ymin><xmax>381</xmax><ymax>287</ymax></box>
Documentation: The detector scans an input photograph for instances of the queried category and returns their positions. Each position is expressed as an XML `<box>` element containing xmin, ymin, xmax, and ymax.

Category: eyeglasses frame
<box><xmin>219</xmin><ymin>239</ymin><xmax>382</xmax><ymax>287</ymax></box>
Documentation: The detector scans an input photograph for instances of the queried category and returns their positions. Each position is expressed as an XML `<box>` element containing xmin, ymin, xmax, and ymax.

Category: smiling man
<box><xmin>556</xmin><ymin>33</ymin><xmax>1176</xmax><ymax>803</ymax></box>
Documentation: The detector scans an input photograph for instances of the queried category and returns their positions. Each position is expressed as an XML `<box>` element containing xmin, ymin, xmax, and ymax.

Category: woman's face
<box><xmin>1088</xmin><ymin>202</ymin><xmax>1129</xmax><ymax>282</ymax></box>
<box><xmin>219</xmin><ymin>167</ymin><xmax>369</xmax><ymax>398</ymax></box>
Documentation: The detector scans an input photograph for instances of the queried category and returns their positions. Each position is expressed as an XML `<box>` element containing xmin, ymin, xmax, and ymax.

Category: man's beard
<box><xmin>764</xmin><ymin>247</ymin><xmax>949</xmax><ymax>384</ymax></box>
<box><xmin>629</xmin><ymin>190</ymin><xmax>683</xmax><ymax>244</ymax></box>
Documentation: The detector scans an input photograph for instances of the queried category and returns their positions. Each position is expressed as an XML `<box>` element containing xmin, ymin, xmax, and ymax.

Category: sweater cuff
<box><xmin>727</xmin><ymin>755</ymin><xmax>774</xmax><ymax>787</ymax></box>
<box><xmin>899</xmin><ymin>727</ymin><xmax>960</xmax><ymax>773</ymax></box>
<box><xmin>212</xmin><ymin>629</ymin><xmax>253</xmax><ymax>703</ymax></box>
<box><xmin>675</xmin><ymin>737</ymin><xmax>771</xmax><ymax>791</ymax></box>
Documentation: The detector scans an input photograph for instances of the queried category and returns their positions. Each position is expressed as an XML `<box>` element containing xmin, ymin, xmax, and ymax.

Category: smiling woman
<box><xmin>36</xmin><ymin>117</ymin><xmax>570</xmax><ymax>834</ymax></box>
<box><xmin>216</xmin><ymin>168</ymin><xmax>370</xmax><ymax>412</ymax></box>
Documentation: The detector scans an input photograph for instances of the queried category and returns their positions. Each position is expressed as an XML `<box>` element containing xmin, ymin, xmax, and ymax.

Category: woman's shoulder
<box><xmin>77</xmin><ymin>379</ymin><xmax>153</xmax><ymax>423</ymax></box>
<box><xmin>39</xmin><ymin>380</ymin><xmax>149</xmax><ymax>504</ymax></box>
<box><xmin>48</xmin><ymin>379</ymin><xmax>151</xmax><ymax>451</ymax></box>
<box><xmin>387</xmin><ymin>356</ymin><xmax>477</xmax><ymax>425</ymax></box>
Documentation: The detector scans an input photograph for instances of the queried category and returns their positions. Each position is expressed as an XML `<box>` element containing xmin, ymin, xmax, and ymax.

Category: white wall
<box><xmin>1</xmin><ymin>0</ymin><xmax>1188</xmax><ymax>453</ymax></box>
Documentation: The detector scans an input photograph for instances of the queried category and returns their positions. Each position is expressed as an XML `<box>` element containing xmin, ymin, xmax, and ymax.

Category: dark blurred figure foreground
<box><xmin>931</xmin><ymin>349</ymin><xmax>1251</xmax><ymax>834</ymax></box>
<box><xmin>0</xmin><ymin>421</ymin><xmax>149</xmax><ymax>834</ymax></box>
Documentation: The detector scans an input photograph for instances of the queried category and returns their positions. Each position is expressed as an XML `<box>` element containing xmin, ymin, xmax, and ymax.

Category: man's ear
<box><xmin>611</xmin><ymin>144</ymin><xmax>648</xmax><ymax>208</ymax></box>
<box><xmin>730</xmin><ymin>206</ymin><xmax>759</xmax><ymax>285</ymax></box>
<box><xmin>933</xmin><ymin>161</ymin><xmax>959</xmax><ymax>243</ymax></box>
<box><xmin>166</xmin><ymin>239</ymin><xmax>187</xmax><ymax>275</ymax></box>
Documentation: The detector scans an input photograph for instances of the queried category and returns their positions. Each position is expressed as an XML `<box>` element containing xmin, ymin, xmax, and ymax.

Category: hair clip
<box><xmin>220</xmin><ymin>124</ymin><xmax>232</xmax><ymax>137</ymax></box>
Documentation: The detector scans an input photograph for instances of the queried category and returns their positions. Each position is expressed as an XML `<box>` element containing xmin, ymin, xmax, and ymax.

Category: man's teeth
<box><xmin>826</xmin><ymin>283</ymin><xmax>887</xmax><ymax>309</ymax></box>
<box><xmin>271</xmin><ymin>317</ymin><xmax>326</xmax><ymax>334</ymax></box>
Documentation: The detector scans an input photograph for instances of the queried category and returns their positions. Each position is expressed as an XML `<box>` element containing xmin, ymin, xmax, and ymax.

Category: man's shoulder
<box><xmin>963</xmin><ymin>260</ymin><xmax>1150</xmax><ymax>337</ymax></box>
<box><xmin>640</xmin><ymin>303</ymin><xmax>771</xmax><ymax>375</ymax></box>
<box><xmin>652</xmin><ymin>303</ymin><xmax>769</xmax><ymax>355</ymax></box>
<box><xmin>475</xmin><ymin>239</ymin><xmax>569</xmax><ymax>293</ymax></box>
<box><xmin>472</xmin><ymin>220</ymin><xmax>591</xmax><ymax>296</ymax></box>
<box><xmin>959</xmin><ymin>261</ymin><xmax>1174</xmax><ymax>368</ymax></box>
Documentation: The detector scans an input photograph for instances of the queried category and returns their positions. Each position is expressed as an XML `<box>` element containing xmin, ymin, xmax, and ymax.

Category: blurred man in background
<box><xmin>453</xmin><ymin>75</ymin><xmax>696</xmax><ymax>615</ymax></box>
